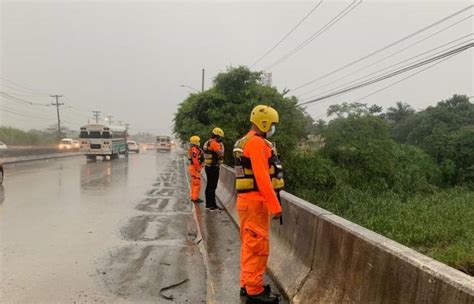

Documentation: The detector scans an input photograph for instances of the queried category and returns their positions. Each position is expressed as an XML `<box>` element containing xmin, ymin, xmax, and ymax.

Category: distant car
<box><xmin>0</xmin><ymin>163</ymin><xmax>3</xmax><ymax>185</ymax></box>
<box><xmin>127</xmin><ymin>141</ymin><xmax>140</xmax><ymax>153</ymax></box>
<box><xmin>145</xmin><ymin>143</ymin><xmax>156</xmax><ymax>150</ymax></box>
<box><xmin>59</xmin><ymin>138</ymin><xmax>74</xmax><ymax>149</ymax></box>
<box><xmin>73</xmin><ymin>140</ymin><xmax>80</xmax><ymax>148</ymax></box>
<box><xmin>0</xmin><ymin>141</ymin><xmax>7</xmax><ymax>150</ymax></box>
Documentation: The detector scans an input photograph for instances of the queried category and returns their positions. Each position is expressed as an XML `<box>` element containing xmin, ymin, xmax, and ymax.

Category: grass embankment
<box><xmin>293</xmin><ymin>187</ymin><xmax>474</xmax><ymax>275</ymax></box>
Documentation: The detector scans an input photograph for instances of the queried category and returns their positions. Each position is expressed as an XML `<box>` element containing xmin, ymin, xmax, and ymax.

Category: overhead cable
<box><xmin>0</xmin><ymin>77</ymin><xmax>50</xmax><ymax>96</ymax></box>
<box><xmin>0</xmin><ymin>92</ymin><xmax>50</xmax><ymax>106</ymax></box>
<box><xmin>301</xmin><ymin>34</ymin><xmax>473</xmax><ymax>102</ymax></box>
<box><xmin>291</xmin><ymin>4</ymin><xmax>474</xmax><ymax>92</ymax></box>
<box><xmin>250</xmin><ymin>0</ymin><xmax>324</xmax><ymax>68</ymax></box>
<box><xmin>297</xmin><ymin>42</ymin><xmax>473</xmax><ymax>106</ymax></box>
<box><xmin>298</xmin><ymin>14</ymin><xmax>473</xmax><ymax>98</ymax></box>
<box><xmin>264</xmin><ymin>0</ymin><xmax>362</xmax><ymax>70</ymax></box>
<box><xmin>351</xmin><ymin>53</ymin><xmax>461</xmax><ymax>104</ymax></box>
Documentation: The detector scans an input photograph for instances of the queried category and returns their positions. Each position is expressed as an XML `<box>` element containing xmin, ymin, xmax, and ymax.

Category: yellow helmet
<box><xmin>189</xmin><ymin>135</ymin><xmax>200</xmax><ymax>145</ymax></box>
<box><xmin>250</xmin><ymin>105</ymin><xmax>279</xmax><ymax>132</ymax></box>
<box><xmin>212</xmin><ymin>127</ymin><xmax>224</xmax><ymax>137</ymax></box>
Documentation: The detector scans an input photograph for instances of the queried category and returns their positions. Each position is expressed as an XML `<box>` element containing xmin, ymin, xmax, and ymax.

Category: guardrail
<box><xmin>215</xmin><ymin>165</ymin><xmax>474</xmax><ymax>303</ymax></box>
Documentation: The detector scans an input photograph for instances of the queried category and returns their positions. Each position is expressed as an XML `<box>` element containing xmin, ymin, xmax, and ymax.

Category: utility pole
<box><xmin>51</xmin><ymin>94</ymin><xmax>64</xmax><ymax>139</ymax></box>
<box><xmin>201</xmin><ymin>68</ymin><xmax>205</xmax><ymax>92</ymax></box>
<box><xmin>117</xmin><ymin>120</ymin><xmax>123</xmax><ymax>126</ymax></box>
<box><xmin>92</xmin><ymin>110</ymin><xmax>101</xmax><ymax>124</ymax></box>
<box><xmin>106</xmin><ymin>115</ymin><xmax>113</xmax><ymax>125</ymax></box>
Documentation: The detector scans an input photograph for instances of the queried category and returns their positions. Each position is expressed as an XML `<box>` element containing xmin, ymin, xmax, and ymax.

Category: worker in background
<box><xmin>188</xmin><ymin>135</ymin><xmax>203</xmax><ymax>203</ymax></box>
<box><xmin>233</xmin><ymin>105</ymin><xmax>281</xmax><ymax>304</ymax></box>
<box><xmin>203</xmin><ymin>127</ymin><xmax>225</xmax><ymax>211</ymax></box>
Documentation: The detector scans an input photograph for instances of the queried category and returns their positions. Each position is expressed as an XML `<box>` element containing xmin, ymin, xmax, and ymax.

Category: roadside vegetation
<box><xmin>174</xmin><ymin>66</ymin><xmax>474</xmax><ymax>275</ymax></box>
<box><xmin>0</xmin><ymin>125</ymin><xmax>79</xmax><ymax>146</ymax></box>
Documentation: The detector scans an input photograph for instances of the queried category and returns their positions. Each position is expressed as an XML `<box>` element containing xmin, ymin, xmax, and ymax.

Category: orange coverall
<box><xmin>237</xmin><ymin>130</ymin><xmax>282</xmax><ymax>296</ymax></box>
<box><xmin>188</xmin><ymin>145</ymin><xmax>202</xmax><ymax>201</ymax></box>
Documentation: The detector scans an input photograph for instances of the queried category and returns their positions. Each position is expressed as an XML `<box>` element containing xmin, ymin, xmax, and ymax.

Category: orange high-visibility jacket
<box><xmin>188</xmin><ymin>145</ymin><xmax>202</xmax><ymax>171</ymax></box>
<box><xmin>237</xmin><ymin>130</ymin><xmax>281</xmax><ymax>215</ymax></box>
<box><xmin>203</xmin><ymin>138</ymin><xmax>224</xmax><ymax>166</ymax></box>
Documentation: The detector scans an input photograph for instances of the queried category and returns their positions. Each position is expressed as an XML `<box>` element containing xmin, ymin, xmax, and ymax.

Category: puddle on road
<box><xmin>146</xmin><ymin>187</ymin><xmax>176</xmax><ymax>197</ymax></box>
<box><xmin>135</xmin><ymin>196</ymin><xmax>192</xmax><ymax>213</ymax></box>
<box><xmin>120</xmin><ymin>214</ymin><xmax>198</xmax><ymax>242</ymax></box>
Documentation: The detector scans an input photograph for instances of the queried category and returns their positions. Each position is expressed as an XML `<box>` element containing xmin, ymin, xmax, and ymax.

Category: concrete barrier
<box><xmin>215</xmin><ymin>164</ymin><xmax>238</xmax><ymax>222</ymax></box>
<box><xmin>215</xmin><ymin>165</ymin><xmax>474</xmax><ymax>303</ymax></box>
<box><xmin>0</xmin><ymin>147</ymin><xmax>81</xmax><ymax>164</ymax></box>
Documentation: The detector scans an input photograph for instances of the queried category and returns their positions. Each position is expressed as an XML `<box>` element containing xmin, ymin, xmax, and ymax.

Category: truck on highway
<box><xmin>156</xmin><ymin>135</ymin><xmax>171</xmax><ymax>151</ymax></box>
<box><xmin>79</xmin><ymin>124</ymin><xmax>128</xmax><ymax>160</ymax></box>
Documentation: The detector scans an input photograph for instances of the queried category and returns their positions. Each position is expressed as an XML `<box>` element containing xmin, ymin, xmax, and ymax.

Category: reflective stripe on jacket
<box><xmin>203</xmin><ymin>138</ymin><xmax>224</xmax><ymax>166</ymax></box>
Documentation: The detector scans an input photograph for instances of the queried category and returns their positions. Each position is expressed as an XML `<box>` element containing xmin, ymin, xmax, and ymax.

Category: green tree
<box><xmin>390</xmin><ymin>95</ymin><xmax>474</xmax><ymax>185</ymax></box>
<box><xmin>385</xmin><ymin>101</ymin><xmax>415</xmax><ymax>123</ymax></box>
<box><xmin>174</xmin><ymin>66</ymin><xmax>310</xmax><ymax>163</ymax></box>
<box><xmin>322</xmin><ymin>115</ymin><xmax>396</xmax><ymax>192</ymax></box>
<box><xmin>327</xmin><ymin>102</ymin><xmax>382</xmax><ymax>118</ymax></box>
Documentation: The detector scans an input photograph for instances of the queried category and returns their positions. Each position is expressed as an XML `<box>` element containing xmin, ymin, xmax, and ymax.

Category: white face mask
<box><xmin>266</xmin><ymin>125</ymin><xmax>276</xmax><ymax>138</ymax></box>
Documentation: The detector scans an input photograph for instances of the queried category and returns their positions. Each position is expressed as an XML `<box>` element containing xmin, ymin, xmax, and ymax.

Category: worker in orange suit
<box><xmin>203</xmin><ymin>127</ymin><xmax>225</xmax><ymax>210</ymax></box>
<box><xmin>233</xmin><ymin>105</ymin><xmax>281</xmax><ymax>304</ymax></box>
<box><xmin>188</xmin><ymin>135</ymin><xmax>203</xmax><ymax>203</ymax></box>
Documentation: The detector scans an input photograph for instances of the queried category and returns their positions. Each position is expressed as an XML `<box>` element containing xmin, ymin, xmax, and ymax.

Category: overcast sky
<box><xmin>1</xmin><ymin>0</ymin><xmax>472</xmax><ymax>134</ymax></box>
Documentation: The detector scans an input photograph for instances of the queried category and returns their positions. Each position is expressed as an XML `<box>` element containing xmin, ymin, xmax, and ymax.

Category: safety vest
<box><xmin>188</xmin><ymin>145</ymin><xmax>203</xmax><ymax>164</ymax></box>
<box><xmin>203</xmin><ymin>139</ymin><xmax>224</xmax><ymax>166</ymax></box>
<box><xmin>233</xmin><ymin>133</ymin><xmax>284</xmax><ymax>193</ymax></box>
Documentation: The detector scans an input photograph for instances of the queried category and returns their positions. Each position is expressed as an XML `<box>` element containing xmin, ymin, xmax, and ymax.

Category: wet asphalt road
<box><xmin>0</xmin><ymin>151</ymin><xmax>206</xmax><ymax>303</ymax></box>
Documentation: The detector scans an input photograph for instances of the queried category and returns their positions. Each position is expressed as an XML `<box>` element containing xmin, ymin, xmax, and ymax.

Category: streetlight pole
<box><xmin>201</xmin><ymin>68</ymin><xmax>205</xmax><ymax>92</ymax></box>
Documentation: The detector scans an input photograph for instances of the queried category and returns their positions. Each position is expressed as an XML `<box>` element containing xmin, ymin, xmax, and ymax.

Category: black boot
<box><xmin>240</xmin><ymin>285</ymin><xmax>271</xmax><ymax>297</ymax></box>
<box><xmin>246</xmin><ymin>287</ymin><xmax>278</xmax><ymax>304</ymax></box>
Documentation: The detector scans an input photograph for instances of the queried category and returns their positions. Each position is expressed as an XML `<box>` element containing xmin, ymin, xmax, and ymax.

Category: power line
<box><xmin>0</xmin><ymin>107</ymin><xmax>55</xmax><ymax>121</ymax></box>
<box><xmin>62</xmin><ymin>107</ymin><xmax>91</xmax><ymax>119</ymax></box>
<box><xmin>298</xmin><ymin>14</ymin><xmax>473</xmax><ymax>98</ymax></box>
<box><xmin>0</xmin><ymin>90</ymin><xmax>51</xmax><ymax>98</ymax></box>
<box><xmin>59</xmin><ymin>110</ymin><xmax>89</xmax><ymax>124</ymax></box>
<box><xmin>0</xmin><ymin>92</ymin><xmax>50</xmax><ymax>106</ymax></box>
<box><xmin>0</xmin><ymin>77</ymin><xmax>50</xmax><ymax>95</ymax></box>
<box><xmin>62</xmin><ymin>96</ymin><xmax>95</xmax><ymax>113</ymax></box>
<box><xmin>302</xmin><ymin>34</ymin><xmax>473</xmax><ymax>102</ymax></box>
<box><xmin>298</xmin><ymin>42</ymin><xmax>473</xmax><ymax>107</ymax></box>
<box><xmin>351</xmin><ymin>53</ymin><xmax>460</xmax><ymax>105</ymax></box>
<box><xmin>61</xmin><ymin>118</ymin><xmax>83</xmax><ymax>127</ymax></box>
<box><xmin>291</xmin><ymin>4</ymin><xmax>474</xmax><ymax>92</ymax></box>
<box><xmin>0</xmin><ymin>83</ymin><xmax>49</xmax><ymax>96</ymax></box>
<box><xmin>307</xmin><ymin>52</ymin><xmax>465</xmax><ymax>114</ymax></box>
<box><xmin>264</xmin><ymin>0</ymin><xmax>362</xmax><ymax>70</ymax></box>
<box><xmin>250</xmin><ymin>0</ymin><xmax>324</xmax><ymax>68</ymax></box>
<box><xmin>0</xmin><ymin>99</ymin><xmax>56</xmax><ymax>119</ymax></box>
